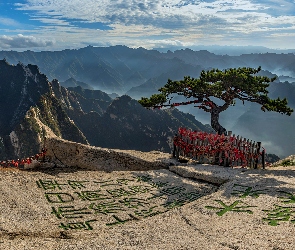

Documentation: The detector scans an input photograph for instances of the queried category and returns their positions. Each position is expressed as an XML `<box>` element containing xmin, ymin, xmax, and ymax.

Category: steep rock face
<box><xmin>0</xmin><ymin>60</ymin><xmax>50</xmax><ymax>134</ymax></box>
<box><xmin>66</xmin><ymin>86</ymin><xmax>112</xmax><ymax>114</ymax></box>
<box><xmin>0</xmin><ymin>60</ymin><xmax>88</xmax><ymax>159</ymax></box>
<box><xmin>74</xmin><ymin>95</ymin><xmax>212</xmax><ymax>152</ymax></box>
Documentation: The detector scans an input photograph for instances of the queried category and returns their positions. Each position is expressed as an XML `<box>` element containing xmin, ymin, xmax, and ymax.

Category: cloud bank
<box><xmin>0</xmin><ymin>0</ymin><xmax>294</xmax><ymax>50</ymax></box>
<box><xmin>0</xmin><ymin>34</ymin><xmax>55</xmax><ymax>49</ymax></box>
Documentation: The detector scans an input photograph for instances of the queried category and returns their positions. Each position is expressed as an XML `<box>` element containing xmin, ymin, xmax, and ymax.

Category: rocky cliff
<box><xmin>0</xmin><ymin>60</ymin><xmax>211</xmax><ymax>159</ymax></box>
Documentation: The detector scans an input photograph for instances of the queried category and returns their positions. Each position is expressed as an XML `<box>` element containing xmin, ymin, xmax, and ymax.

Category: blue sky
<box><xmin>0</xmin><ymin>0</ymin><xmax>295</xmax><ymax>51</ymax></box>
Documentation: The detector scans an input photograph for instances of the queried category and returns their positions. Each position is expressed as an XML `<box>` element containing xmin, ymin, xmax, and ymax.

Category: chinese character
<box><xmin>75</xmin><ymin>190</ymin><xmax>110</xmax><ymax>201</ymax></box>
<box><xmin>134</xmin><ymin>206</ymin><xmax>163</xmax><ymax>218</ymax></box>
<box><xmin>106</xmin><ymin>214</ymin><xmax>139</xmax><ymax>226</ymax></box>
<box><xmin>135</xmin><ymin>175</ymin><xmax>153</xmax><ymax>183</ymax></box>
<box><xmin>178</xmin><ymin>191</ymin><xmax>202</xmax><ymax>202</ymax></box>
<box><xmin>36</xmin><ymin>179</ymin><xmax>67</xmax><ymax>190</ymax></box>
<box><xmin>89</xmin><ymin>201</ymin><xmax>124</xmax><ymax>215</ymax></box>
<box><xmin>95</xmin><ymin>178</ymin><xmax>134</xmax><ymax>187</ymax></box>
<box><xmin>163</xmin><ymin>199</ymin><xmax>185</xmax><ymax>209</ymax></box>
<box><xmin>149</xmin><ymin>181</ymin><xmax>169</xmax><ymax>189</ymax></box>
<box><xmin>67</xmin><ymin>180</ymin><xmax>89</xmax><ymax>189</ymax></box>
<box><xmin>149</xmin><ymin>186</ymin><xmax>186</xmax><ymax>199</ymax></box>
<box><xmin>116</xmin><ymin>178</ymin><xmax>134</xmax><ymax>185</ymax></box>
<box><xmin>231</xmin><ymin>184</ymin><xmax>268</xmax><ymax>198</ymax></box>
<box><xmin>205</xmin><ymin>200</ymin><xmax>256</xmax><ymax>216</ymax></box>
<box><xmin>51</xmin><ymin>205</ymin><xmax>92</xmax><ymax>219</ymax></box>
<box><xmin>278</xmin><ymin>191</ymin><xmax>295</xmax><ymax>204</ymax></box>
<box><xmin>106</xmin><ymin>187</ymin><xmax>135</xmax><ymax>197</ymax></box>
<box><xmin>59</xmin><ymin>219</ymin><xmax>97</xmax><ymax>230</ymax></box>
<box><xmin>119</xmin><ymin>197</ymin><xmax>149</xmax><ymax>209</ymax></box>
<box><xmin>45</xmin><ymin>193</ymin><xmax>75</xmax><ymax>203</ymax></box>
<box><xmin>263</xmin><ymin>205</ymin><xmax>295</xmax><ymax>226</ymax></box>
<box><xmin>128</xmin><ymin>185</ymin><xmax>150</xmax><ymax>194</ymax></box>
<box><xmin>160</xmin><ymin>186</ymin><xmax>186</xmax><ymax>196</ymax></box>
<box><xmin>106</xmin><ymin>186</ymin><xmax>150</xmax><ymax>198</ymax></box>
<box><xmin>94</xmin><ymin>180</ymin><xmax>117</xmax><ymax>187</ymax></box>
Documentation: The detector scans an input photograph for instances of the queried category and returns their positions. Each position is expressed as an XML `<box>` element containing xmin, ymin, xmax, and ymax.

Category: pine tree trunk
<box><xmin>210</xmin><ymin>107</ymin><xmax>227</xmax><ymax>135</ymax></box>
<box><xmin>210</xmin><ymin>106</ymin><xmax>227</xmax><ymax>165</ymax></box>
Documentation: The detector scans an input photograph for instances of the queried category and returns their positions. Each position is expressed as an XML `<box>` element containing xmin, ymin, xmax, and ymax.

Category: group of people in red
<box><xmin>0</xmin><ymin>148</ymin><xmax>47</xmax><ymax>169</ymax></box>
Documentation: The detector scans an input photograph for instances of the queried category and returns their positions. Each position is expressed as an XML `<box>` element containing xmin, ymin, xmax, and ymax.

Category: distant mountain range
<box><xmin>0</xmin><ymin>59</ymin><xmax>211</xmax><ymax>159</ymax></box>
<box><xmin>154</xmin><ymin>45</ymin><xmax>295</xmax><ymax>56</ymax></box>
<box><xmin>0</xmin><ymin>45</ymin><xmax>295</xmax><ymax>157</ymax></box>
<box><xmin>1</xmin><ymin>45</ymin><xmax>295</xmax><ymax>98</ymax></box>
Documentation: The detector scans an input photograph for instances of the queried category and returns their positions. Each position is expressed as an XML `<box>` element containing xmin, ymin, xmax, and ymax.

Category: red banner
<box><xmin>174</xmin><ymin>128</ymin><xmax>263</xmax><ymax>167</ymax></box>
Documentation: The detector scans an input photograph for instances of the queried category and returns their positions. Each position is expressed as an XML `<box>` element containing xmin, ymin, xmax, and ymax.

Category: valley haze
<box><xmin>0</xmin><ymin>45</ymin><xmax>294</xmax><ymax>160</ymax></box>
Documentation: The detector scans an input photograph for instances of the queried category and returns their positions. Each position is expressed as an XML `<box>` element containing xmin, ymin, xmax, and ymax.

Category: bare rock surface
<box><xmin>44</xmin><ymin>137</ymin><xmax>175</xmax><ymax>171</ymax></box>
<box><xmin>1</xmin><ymin>139</ymin><xmax>295</xmax><ymax>249</ymax></box>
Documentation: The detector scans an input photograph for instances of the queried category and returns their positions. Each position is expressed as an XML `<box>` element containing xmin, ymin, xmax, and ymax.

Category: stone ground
<box><xmin>1</xmin><ymin>157</ymin><xmax>295</xmax><ymax>249</ymax></box>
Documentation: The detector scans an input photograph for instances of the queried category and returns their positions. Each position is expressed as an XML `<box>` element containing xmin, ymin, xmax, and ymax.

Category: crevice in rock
<box><xmin>168</xmin><ymin>167</ymin><xmax>223</xmax><ymax>188</ymax></box>
<box><xmin>0</xmin><ymin>231</ymin><xmax>73</xmax><ymax>240</ymax></box>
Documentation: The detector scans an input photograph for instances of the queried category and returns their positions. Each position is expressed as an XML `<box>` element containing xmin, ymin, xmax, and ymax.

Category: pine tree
<box><xmin>139</xmin><ymin>67</ymin><xmax>293</xmax><ymax>135</ymax></box>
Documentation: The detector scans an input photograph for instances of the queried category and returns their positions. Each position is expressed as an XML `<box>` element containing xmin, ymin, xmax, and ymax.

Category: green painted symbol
<box><xmin>106</xmin><ymin>214</ymin><xmax>139</xmax><ymax>226</ymax></box>
<box><xmin>45</xmin><ymin>193</ymin><xmax>75</xmax><ymax>203</ymax></box>
<box><xmin>149</xmin><ymin>181</ymin><xmax>169</xmax><ymax>189</ymax></box>
<box><xmin>119</xmin><ymin>197</ymin><xmax>149</xmax><ymax>209</ymax></box>
<box><xmin>38</xmin><ymin>176</ymin><xmax>215</xmax><ymax>228</ymax></box>
<box><xmin>116</xmin><ymin>178</ymin><xmax>134</xmax><ymax>185</ymax></box>
<box><xmin>36</xmin><ymin>179</ymin><xmax>67</xmax><ymax>190</ymax></box>
<box><xmin>231</xmin><ymin>184</ymin><xmax>268</xmax><ymax>198</ymax></box>
<box><xmin>106</xmin><ymin>185</ymin><xmax>151</xmax><ymax>198</ymax></box>
<box><xmin>59</xmin><ymin>219</ymin><xmax>97</xmax><ymax>230</ymax></box>
<box><xmin>75</xmin><ymin>190</ymin><xmax>109</xmax><ymax>201</ymax></box>
<box><xmin>278</xmin><ymin>191</ymin><xmax>295</xmax><ymax>204</ymax></box>
<box><xmin>67</xmin><ymin>180</ymin><xmax>89</xmax><ymax>189</ymax></box>
<box><xmin>263</xmin><ymin>205</ymin><xmax>295</xmax><ymax>226</ymax></box>
<box><xmin>205</xmin><ymin>200</ymin><xmax>256</xmax><ymax>216</ymax></box>
<box><xmin>179</xmin><ymin>191</ymin><xmax>202</xmax><ymax>202</ymax></box>
<box><xmin>163</xmin><ymin>199</ymin><xmax>185</xmax><ymax>209</ymax></box>
<box><xmin>51</xmin><ymin>205</ymin><xmax>92</xmax><ymax>219</ymax></box>
<box><xmin>89</xmin><ymin>201</ymin><xmax>124</xmax><ymax>215</ymax></box>
<box><xmin>134</xmin><ymin>206</ymin><xmax>164</xmax><ymax>218</ymax></box>
<box><xmin>135</xmin><ymin>175</ymin><xmax>153</xmax><ymax>183</ymax></box>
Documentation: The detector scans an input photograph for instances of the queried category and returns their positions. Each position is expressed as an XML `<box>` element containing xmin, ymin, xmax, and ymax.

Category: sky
<box><xmin>0</xmin><ymin>0</ymin><xmax>295</xmax><ymax>51</ymax></box>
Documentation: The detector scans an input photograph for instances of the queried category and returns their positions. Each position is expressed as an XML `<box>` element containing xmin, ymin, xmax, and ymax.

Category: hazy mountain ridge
<box><xmin>155</xmin><ymin>45</ymin><xmax>295</xmax><ymax>56</ymax></box>
<box><xmin>1</xmin><ymin>45</ymin><xmax>295</xmax><ymax>100</ymax></box>
<box><xmin>0</xmin><ymin>59</ymin><xmax>211</xmax><ymax>159</ymax></box>
<box><xmin>231</xmin><ymin>81</ymin><xmax>295</xmax><ymax>157</ymax></box>
<box><xmin>60</xmin><ymin>77</ymin><xmax>94</xmax><ymax>90</ymax></box>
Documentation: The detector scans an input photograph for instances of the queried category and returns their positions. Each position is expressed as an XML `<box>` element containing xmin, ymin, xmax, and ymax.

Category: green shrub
<box><xmin>281</xmin><ymin>159</ymin><xmax>294</xmax><ymax>166</ymax></box>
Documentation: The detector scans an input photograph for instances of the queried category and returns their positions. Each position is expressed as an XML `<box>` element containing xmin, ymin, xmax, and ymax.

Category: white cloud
<box><xmin>3</xmin><ymin>0</ymin><xmax>294</xmax><ymax>50</ymax></box>
<box><xmin>0</xmin><ymin>17</ymin><xmax>20</xmax><ymax>27</ymax></box>
<box><xmin>0</xmin><ymin>34</ymin><xmax>55</xmax><ymax>49</ymax></box>
<box><xmin>15</xmin><ymin>0</ymin><xmax>294</xmax><ymax>32</ymax></box>
<box><xmin>12</xmin><ymin>0</ymin><xmax>272</xmax><ymax>26</ymax></box>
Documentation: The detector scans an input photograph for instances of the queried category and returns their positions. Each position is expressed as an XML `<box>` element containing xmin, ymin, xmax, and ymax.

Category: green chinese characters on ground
<box><xmin>36</xmin><ymin>174</ymin><xmax>206</xmax><ymax>230</ymax></box>
<box><xmin>205</xmin><ymin>183</ymin><xmax>295</xmax><ymax>227</ymax></box>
